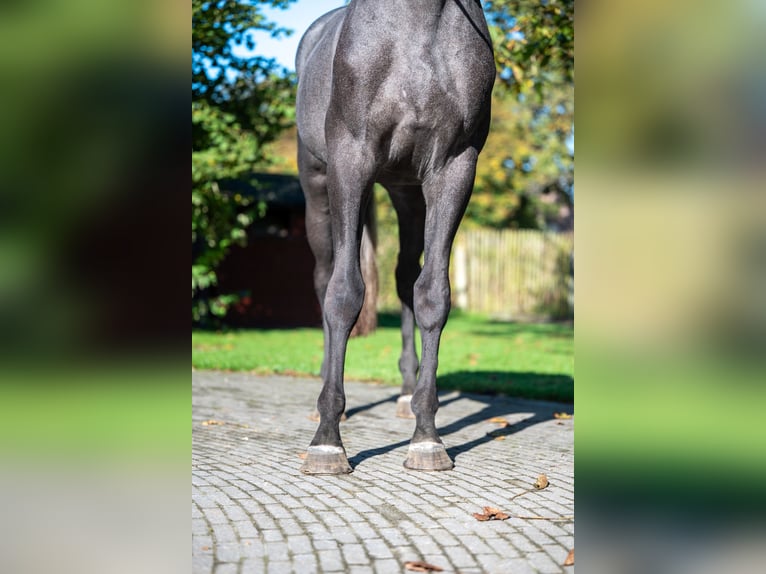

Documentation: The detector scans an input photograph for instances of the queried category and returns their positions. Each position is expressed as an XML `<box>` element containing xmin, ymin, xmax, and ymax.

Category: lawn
<box><xmin>192</xmin><ymin>312</ymin><xmax>573</xmax><ymax>402</ymax></box>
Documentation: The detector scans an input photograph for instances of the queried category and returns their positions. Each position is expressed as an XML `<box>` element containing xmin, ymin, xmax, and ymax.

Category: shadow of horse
<box><xmin>346</xmin><ymin>370</ymin><xmax>573</xmax><ymax>469</ymax></box>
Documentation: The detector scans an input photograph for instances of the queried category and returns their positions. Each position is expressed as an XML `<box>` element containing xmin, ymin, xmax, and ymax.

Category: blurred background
<box><xmin>0</xmin><ymin>0</ymin><xmax>764</xmax><ymax>572</ymax></box>
<box><xmin>0</xmin><ymin>2</ymin><xmax>189</xmax><ymax>574</ymax></box>
<box><xmin>576</xmin><ymin>1</ymin><xmax>766</xmax><ymax>573</ymax></box>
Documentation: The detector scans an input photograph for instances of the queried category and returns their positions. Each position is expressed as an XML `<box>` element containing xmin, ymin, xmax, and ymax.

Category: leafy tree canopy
<box><xmin>192</xmin><ymin>0</ymin><xmax>296</xmax><ymax>324</ymax></box>
<box><xmin>470</xmin><ymin>0</ymin><xmax>574</xmax><ymax>229</ymax></box>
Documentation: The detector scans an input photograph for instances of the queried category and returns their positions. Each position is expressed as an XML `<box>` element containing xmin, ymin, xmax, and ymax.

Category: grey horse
<box><xmin>296</xmin><ymin>0</ymin><xmax>495</xmax><ymax>474</ymax></box>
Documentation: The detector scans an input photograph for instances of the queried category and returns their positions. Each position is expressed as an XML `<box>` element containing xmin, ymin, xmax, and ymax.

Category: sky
<box><xmin>237</xmin><ymin>0</ymin><xmax>347</xmax><ymax>71</ymax></box>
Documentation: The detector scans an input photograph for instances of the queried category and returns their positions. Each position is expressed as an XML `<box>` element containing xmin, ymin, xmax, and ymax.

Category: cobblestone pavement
<box><xmin>192</xmin><ymin>371</ymin><xmax>574</xmax><ymax>574</ymax></box>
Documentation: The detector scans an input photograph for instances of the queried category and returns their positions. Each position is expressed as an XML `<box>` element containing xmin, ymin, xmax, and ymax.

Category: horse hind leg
<box><xmin>386</xmin><ymin>185</ymin><xmax>426</xmax><ymax>419</ymax></box>
<box><xmin>301</xmin><ymin>143</ymin><xmax>375</xmax><ymax>475</ymax></box>
<box><xmin>404</xmin><ymin>149</ymin><xmax>479</xmax><ymax>471</ymax></box>
<box><xmin>298</xmin><ymin>137</ymin><xmax>333</xmax><ymax>379</ymax></box>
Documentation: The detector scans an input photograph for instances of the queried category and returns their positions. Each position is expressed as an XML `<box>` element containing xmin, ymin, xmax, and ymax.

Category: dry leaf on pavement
<box><xmin>534</xmin><ymin>474</ymin><xmax>549</xmax><ymax>489</ymax></box>
<box><xmin>554</xmin><ymin>412</ymin><xmax>572</xmax><ymax>419</ymax></box>
<box><xmin>404</xmin><ymin>561</ymin><xmax>444</xmax><ymax>572</ymax></box>
<box><xmin>472</xmin><ymin>506</ymin><xmax>511</xmax><ymax>521</ymax></box>
<box><xmin>564</xmin><ymin>548</ymin><xmax>574</xmax><ymax>566</ymax></box>
<box><xmin>201</xmin><ymin>420</ymin><xmax>224</xmax><ymax>426</ymax></box>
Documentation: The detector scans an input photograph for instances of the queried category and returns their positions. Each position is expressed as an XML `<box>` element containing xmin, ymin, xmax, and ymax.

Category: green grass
<box><xmin>192</xmin><ymin>312</ymin><xmax>573</xmax><ymax>402</ymax></box>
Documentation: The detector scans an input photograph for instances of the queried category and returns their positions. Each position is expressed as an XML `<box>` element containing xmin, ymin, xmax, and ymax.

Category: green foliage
<box><xmin>488</xmin><ymin>0</ymin><xmax>574</xmax><ymax>96</ymax></box>
<box><xmin>469</xmin><ymin>0</ymin><xmax>574</xmax><ymax>229</ymax></box>
<box><xmin>470</xmin><ymin>88</ymin><xmax>573</xmax><ymax>229</ymax></box>
<box><xmin>192</xmin><ymin>0</ymin><xmax>296</xmax><ymax>325</ymax></box>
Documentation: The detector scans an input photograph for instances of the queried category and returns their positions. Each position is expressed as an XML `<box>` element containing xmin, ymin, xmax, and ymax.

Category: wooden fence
<box><xmin>376</xmin><ymin>228</ymin><xmax>573</xmax><ymax>320</ymax></box>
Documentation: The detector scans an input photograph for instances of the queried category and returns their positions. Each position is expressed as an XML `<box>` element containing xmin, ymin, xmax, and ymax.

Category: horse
<box><xmin>296</xmin><ymin>0</ymin><xmax>495</xmax><ymax>474</ymax></box>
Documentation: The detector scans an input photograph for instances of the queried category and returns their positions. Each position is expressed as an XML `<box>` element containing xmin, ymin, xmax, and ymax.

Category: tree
<box><xmin>468</xmin><ymin>0</ymin><xmax>574</xmax><ymax>229</ymax></box>
<box><xmin>470</xmin><ymin>86</ymin><xmax>573</xmax><ymax>229</ymax></box>
<box><xmin>488</xmin><ymin>0</ymin><xmax>574</xmax><ymax>97</ymax></box>
<box><xmin>192</xmin><ymin>0</ymin><xmax>296</xmax><ymax>325</ymax></box>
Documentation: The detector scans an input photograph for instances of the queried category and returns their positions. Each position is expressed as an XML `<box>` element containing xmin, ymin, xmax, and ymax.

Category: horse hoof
<box><xmin>300</xmin><ymin>446</ymin><xmax>352</xmax><ymax>475</ymax></box>
<box><xmin>403</xmin><ymin>441</ymin><xmax>454</xmax><ymax>471</ymax></box>
<box><xmin>396</xmin><ymin>395</ymin><xmax>415</xmax><ymax>418</ymax></box>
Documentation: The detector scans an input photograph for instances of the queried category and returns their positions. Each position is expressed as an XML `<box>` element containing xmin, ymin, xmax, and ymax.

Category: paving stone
<box><xmin>363</xmin><ymin>538</ymin><xmax>394</xmax><ymax>559</ymax></box>
<box><xmin>317</xmin><ymin>548</ymin><xmax>345</xmax><ymax>571</ymax></box>
<box><xmin>213</xmin><ymin>564</ymin><xmax>237</xmax><ymax>574</ymax></box>
<box><xmin>215</xmin><ymin>542</ymin><xmax>241</xmax><ymax>563</ymax></box>
<box><xmin>373</xmin><ymin>559</ymin><xmax>401</xmax><ymax>574</ymax></box>
<box><xmin>240</xmin><ymin>557</ymin><xmax>265</xmax><ymax>574</ymax></box>
<box><xmin>292</xmin><ymin>553</ymin><xmax>319</xmax><ymax>571</ymax></box>
<box><xmin>444</xmin><ymin>543</ymin><xmax>479</xmax><ymax>568</ymax></box>
<box><xmin>192</xmin><ymin>519</ymin><xmax>209</xmax><ymax>536</ymax></box>
<box><xmin>342</xmin><ymin>542</ymin><xmax>371</xmax><ymax>565</ymax></box>
<box><xmin>193</xmin><ymin>372</ymin><xmax>573</xmax><ymax>573</ymax></box>
<box><xmin>287</xmin><ymin>534</ymin><xmax>313</xmax><ymax>555</ymax></box>
<box><xmin>527</xmin><ymin>550</ymin><xmax>564</xmax><ymax>573</ymax></box>
<box><xmin>263</xmin><ymin>541</ymin><xmax>289</xmax><ymax>562</ymax></box>
<box><xmin>233</xmin><ymin>520</ymin><xmax>259</xmax><ymax>539</ymax></box>
<box><xmin>211</xmin><ymin>523</ymin><xmax>236</xmax><ymax>544</ymax></box>
<box><xmin>266</xmin><ymin>561</ymin><xmax>290</xmax><ymax>574</ymax></box>
<box><xmin>192</xmin><ymin>553</ymin><xmax>213</xmax><ymax>574</ymax></box>
<box><xmin>241</xmin><ymin>539</ymin><xmax>265</xmax><ymax>558</ymax></box>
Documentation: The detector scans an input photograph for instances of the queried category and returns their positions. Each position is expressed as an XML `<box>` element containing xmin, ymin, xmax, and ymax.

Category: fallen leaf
<box><xmin>201</xmin><ymin>546</ymin><xmax>210</xmax><ymax>551</ymax></box>
<box><xmin>298</xmin><ymin>452</ymin><xmax>307</xmax><ymax>459</ymax></box>
<box><xmin>404</xmin><ymin>561</ymin><xmax>444</xmax><ymax>572</ymax></box>
<box><xmin>473</xmin><ymin>506</ymin><xmax>511</xmax><ymax>521</ymax></box>
<box><xmin>554</xmin><ymin>412</ymin><xmax>572</xmax><ymax>419</ymax></box>
<box><xmin>564</xmin><ymin>548</ymin><xmax>574</xmax><ymax>566</ymax></box>
<box><xmin>488</xmin><ymin>417</ymin><xmax>509</xmax><ymax>424</ymax></box>
<box><xmin>494</xmin><ymin>435</ymin><xmax>506</xmax><ymax>441</ymax></box>
<box><xmin>534</xmin><ymin>474</ymin><xmax>549</xmax><ymax>489</ymax></box>
<box><xmin>201</xmin><ymin>420</ymin><xmax>224</xmax><ymax>426</ymax></box>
